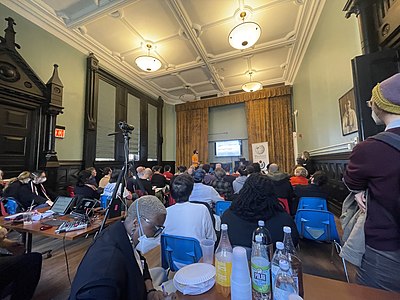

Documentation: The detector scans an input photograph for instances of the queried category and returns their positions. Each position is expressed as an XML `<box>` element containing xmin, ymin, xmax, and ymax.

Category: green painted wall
<box><xmin>0</xmin><ymin>4</ymin><xmax>86</xmax><ymax>161</ymax></box>
<box><xmin>293</xmin><ymin>0</ymin><xmax>362</xmax><ymax>152</ymax></box>
<box><xmin>163</xmin><ymin>103</ymin><xmax>176</xmax><ymax>161</ymax></box>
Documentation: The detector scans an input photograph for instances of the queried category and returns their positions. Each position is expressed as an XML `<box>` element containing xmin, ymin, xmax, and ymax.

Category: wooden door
<box><xmin>0</xmin><ymin>103</ymin><xmax>39</xmax><ymax>176</ymax></box>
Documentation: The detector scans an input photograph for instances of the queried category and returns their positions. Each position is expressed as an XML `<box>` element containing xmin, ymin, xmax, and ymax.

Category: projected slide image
<box><xmin>215</xmin><ymin>140</ymin><xmax>241</xmax><ymax>157</ymax></box>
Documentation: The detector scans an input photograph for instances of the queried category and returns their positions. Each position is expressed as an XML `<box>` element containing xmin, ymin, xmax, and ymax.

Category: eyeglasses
<box><xmin>366</xmin><ymin>100</ymin><xmax>373</xmax><ymax>108</ymax></box>
<box><xmin>140</xmin><ymin>216</ymin><xmax>165</xmax><ymax>238</ymax></box>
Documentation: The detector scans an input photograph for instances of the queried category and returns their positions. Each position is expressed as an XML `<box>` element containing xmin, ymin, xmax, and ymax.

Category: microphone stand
<box><xmin>95</xmin><ymin>124</ymin><xmax>132</xmax><ymax>239</ymax></box>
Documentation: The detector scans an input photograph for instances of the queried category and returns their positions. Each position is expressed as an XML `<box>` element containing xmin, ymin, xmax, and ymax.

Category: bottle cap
<box><xmin>276</xmin><ymin>241</ymin><xmax>284</xmax><ymax>250</ymax></box>
<box><xmin>221</xmin><ymin>224</ymin><xmax>228</xmax><ymax>231</ymax></box>
<box><xmin>255</xmin><ymin>234</ymin><xmax>262</xmax><ymax>242</ymax></box>
<box><xmin>279</xmin><ymin>259</ymin><xmax>289</xmax><ymax>271</ymax></box>
<box><xmin>258</xmin><ymin>220</ymin><xmax>265</xmax><ymax>227</ymax></box>
<box><xmin>283</xmin><ymin>226</ymin><xmax>291</xmax><ymax>234</ymax></box>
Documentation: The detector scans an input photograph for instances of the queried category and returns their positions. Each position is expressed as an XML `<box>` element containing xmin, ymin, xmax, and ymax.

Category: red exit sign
<box><xmin>55</xmin><ymin>126</ymin><xmax>65</xmax><ymax>139</ymax></box>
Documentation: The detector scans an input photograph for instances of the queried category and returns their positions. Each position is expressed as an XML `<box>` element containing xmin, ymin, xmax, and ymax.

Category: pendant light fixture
<box><xmin>135</xmin><ymin>44</ymin><xmax>162</xmax><ymax>72</ymax></box>
<box><xmin>228</xmin><ymin>11</ymin><xmax>261</xmax><ymax>50</ymax></box>
<box><xmin>242</xmin><ymin>71</ymin><xmax>262</xmax><ymax>92</ymax></box>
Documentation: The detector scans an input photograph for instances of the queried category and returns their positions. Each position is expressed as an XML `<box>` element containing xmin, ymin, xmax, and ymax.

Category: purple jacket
<box><xmin>343</xmin><ymin>127</ymin><xmax>400</xmax><ymax>251</ymax></box>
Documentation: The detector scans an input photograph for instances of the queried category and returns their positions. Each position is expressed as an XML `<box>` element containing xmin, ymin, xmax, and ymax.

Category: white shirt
<box><xmin>189</xmin><ymin>183</ymin><xmax>223</xmax><ymax>206</ymax></box>
<box><xmin>164</xmin><ymin>202</ymin><xmax>216</xmax><ymax>242</ymax></box>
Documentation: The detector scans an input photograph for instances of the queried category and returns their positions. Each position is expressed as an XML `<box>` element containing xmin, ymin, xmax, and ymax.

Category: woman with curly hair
<box><xmin>221</xmin><ymin>174</ymin><xmax>299</xmax><ymax>248</ymax></box>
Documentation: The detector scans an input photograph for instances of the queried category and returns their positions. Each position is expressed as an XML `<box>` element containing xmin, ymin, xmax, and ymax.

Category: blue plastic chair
<box><xmin>295</xmin><ymin>209</ymin><xmax>349</xmax><ymax>282</ymax></box>
<box><xmin>298</xmin><ymin>197</ymin><xmax>328</xmax><ymax>211</ymax></box>
<box><xmin>215</xmin><ymin>200</ymin><xmax>231</xmax><ymax>216</ymax></box>
<box><xmin>161</xmin><ymin>234</ymin><xmax>203</xmax><ymax>272</ymax></box>
<box><xmin>4</xmin><ymin>197</ymin><xmax>20</xmax><ymax>215</ymax></box>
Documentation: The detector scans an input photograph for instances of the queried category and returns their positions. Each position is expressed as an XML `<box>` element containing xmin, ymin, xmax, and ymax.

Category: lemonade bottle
<box><xmin>215</xmin><ymin>223</ymin><xmax>233</xmax><ymax>297</ymax></box>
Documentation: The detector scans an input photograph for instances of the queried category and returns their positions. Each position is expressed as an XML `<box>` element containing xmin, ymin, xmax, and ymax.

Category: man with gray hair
<box><xmin>70</xmin><ymin>196</ymin><xmax>170</xmax><ymax>300</ymax></box>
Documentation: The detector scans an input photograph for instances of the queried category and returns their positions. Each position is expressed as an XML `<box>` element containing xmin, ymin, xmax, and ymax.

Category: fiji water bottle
<box><xmin>215</xmin><ymin>224</ymin><xmax>233</xmax><ymax>297</ymax></box>
<box><xmin>251</xmin><ymin>234</ymin><xmax>271</xmax><ymax>300</ymax></box>
<box><xmin>273</xmin><ymin>259</ymin><xmax>298</xmax><ymax>300</ymax></box>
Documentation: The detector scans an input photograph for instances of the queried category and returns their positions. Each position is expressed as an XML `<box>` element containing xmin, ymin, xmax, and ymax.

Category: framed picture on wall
<box><xmin>339</xmin><ymin>88</ymin><xmax>358</xmax><ymax>136</ymax></box>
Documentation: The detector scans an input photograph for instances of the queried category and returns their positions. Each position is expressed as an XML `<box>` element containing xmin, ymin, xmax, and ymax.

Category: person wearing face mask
<box><xmin>343</xmin><ymin>73</ymin><xmax>400</xmax><ymax>292</ymax></box>
<box><xmin>29</xmin><ymin>170</ymin><xmax>55</xmax><ymax>208</ymax></box>
<box><xmin>3</xmin><ymin>171</ymin><xmax>36</xmax><ymax>211</ymax></box>
<box><xmin>70</xmin><ymin>195</ymin><xmax>173</xmax><ymax>300</ymax></box>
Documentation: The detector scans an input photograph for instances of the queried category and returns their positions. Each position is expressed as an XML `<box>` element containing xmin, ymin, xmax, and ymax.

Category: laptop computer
<box><xmin>48</xmin><ymin>196</ymin><xmax>75</xmax><ymax>215</ymax></box>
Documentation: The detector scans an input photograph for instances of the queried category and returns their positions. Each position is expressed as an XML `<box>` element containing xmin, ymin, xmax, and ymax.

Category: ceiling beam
<box><xmin>167</xmin><ymin>0</ymin><xmax>225</xmax><ymax>92</ymax></box>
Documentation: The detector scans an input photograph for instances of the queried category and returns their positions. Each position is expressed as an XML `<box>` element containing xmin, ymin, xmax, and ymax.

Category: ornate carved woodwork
<box><xmin>0</xmin><ymin>17</ymin><xmax>63</xmax><ymax>190</ymax></box>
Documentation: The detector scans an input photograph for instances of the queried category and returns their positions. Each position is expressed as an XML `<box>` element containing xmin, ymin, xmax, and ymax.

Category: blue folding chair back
<box><xmin>215</xmin><ymin>201</ymin><xmax>231</xmax><ymax>216</ymax></box>
<box><xmin>298</xmin><ymin>197</ymin><xmax>328</xmax><ymax>211</ymax></box>
<box><xmin>295</xmin><ymin>209</ymin><xmax>339</xmax><ymax>242</ymax></box>
<box><xmin>161</xmin><ymin>234</ymin><xmax>203</xmax><ymax>272</ymax></box>
<box><xmin>4</xmin><ymin>197</ymin><xmax>21</xmax><ymax>215</ymax></box>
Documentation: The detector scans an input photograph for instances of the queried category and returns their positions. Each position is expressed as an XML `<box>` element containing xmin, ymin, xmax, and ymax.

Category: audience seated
<box><xmin>294</xmin><ymin>171</ymin><xmax>329</xmax><ymax>202</ymax></box>
<box><xmin>252</xmin><ymin>162</ymin><xmax>263</xmax><ymax>174</ymax></box>
<box><xmin>202</xmin><ymin>164</ymin><xmax>215</xmax><ymax>186</ymax></box>
<box><xmin>69</xmin><ymin>196</ymin><xmax>168</xmax><ymax>299</ymax></box>
<box><xmin>211</xmin><ymin>168</ymin><xmax>234</xmax><ymax>200</ymax></box>
<box><xmin>151</xmin><ymin>165</ymin><xmax>167</xmax><ymax>188</ymax></box>
<box><xmin>3</xmin><ymin>171</ymin><xmax>53</xmax><ymax>210</ymax></box>
<box><xmin>221</xmin><ymin>174</ymin><xmax>299</xmax><ymax>249</ymax></box>
<box><xmin>266</xmin><ymin>164</ymin><xmax>294</xmax><ymax>210</ymax></box>
<box><xmin>74</xmin><ymin>170</ymin><xmax>101</xmax><ymax>199</ymax></box>
<box><xmin>86</xmin><ymin>167</ymin><xmax>98</xmax><ymax>187</ymax></box>
<box><xmin>0</xmin><ymin>226</ymin><xmax>42</xmax><ymax>300</ymax></box>
<box><xmin>162</xmin><ymin>165</ymin><xmax>173</xmax><ymax>181</ymax></box>
<box><xmin>164</xmin><ymin>174</ymin><xmax>216</xmax><ymax>243</ymax></box>
<box><xmin>189</xmin><ymin>169</ymin><xmax>223</xmax><ymax>206</ymax></box>
<box><xmin>102</xmin><ymin>170</ymin><xmax>132</xmax><ymax>202</ymax></box>
<box><xmin>232</xmin><ymin>166</ymin><xmax>248</xmax><ymax>194</ymax></box>
<box><xmin>170</xmin><ymin>165</ymin><xmax>187</xmax><ymax>187</ymax></box>
<box><xmin>99</xmin><ymin>167</ymin><xmax>112</xmax><ymax>189</ymax></box>
<box><xmin>290</xmin><ymin>166</ymin><xmax>309</xmax><ymax>187</ymax></box>
<box><xmin>30</xmin><ymin>170</ymin><xmax>56</xmax><ymax>207</ymax></box>
<box><xmin>223</xmin><ymin>165</ymin><xmax>237</xmax><ymax>185</ymax></box>
<box><xmin>135</xmin><ymin>168</ymin><xmax>155</xmax><ymax>196</ymax></box>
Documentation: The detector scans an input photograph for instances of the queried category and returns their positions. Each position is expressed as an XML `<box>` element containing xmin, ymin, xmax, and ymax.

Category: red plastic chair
<box><xmin>278</xmin><ymin>198</ymin><xmax>290</xmax><ymax>214</ymax></box>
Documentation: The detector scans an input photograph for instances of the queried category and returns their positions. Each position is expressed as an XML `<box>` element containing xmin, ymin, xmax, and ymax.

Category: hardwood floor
<box><xmin>5</xmin><ymin>216</ymin><xmax>357</xmax><ymax>300</ymax></box>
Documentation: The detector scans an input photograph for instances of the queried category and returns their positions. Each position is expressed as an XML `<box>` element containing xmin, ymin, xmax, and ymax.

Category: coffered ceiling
<box><xmin>3</xmin><ymin>0</ymin><xmax>326</xmax><ymax>104</ymax></box>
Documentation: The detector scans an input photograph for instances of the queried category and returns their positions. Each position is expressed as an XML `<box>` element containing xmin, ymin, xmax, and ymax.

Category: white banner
<box><xmin>252</xmin><ymin>142</ymin><xmax>269</xmax><ymax>171</ymax></box>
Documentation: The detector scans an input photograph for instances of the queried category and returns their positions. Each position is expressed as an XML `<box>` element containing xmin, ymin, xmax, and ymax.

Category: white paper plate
<box><xmin>173</xmin><ymin>263</ymin><xmax>216</xmax><ymax>285</ymax></box>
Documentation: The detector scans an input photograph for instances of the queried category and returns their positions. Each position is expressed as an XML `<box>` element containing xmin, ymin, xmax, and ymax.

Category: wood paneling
<box><xmin>313</xmin><ymin>153</ymin><xmax>350</xmax><ymax>216</ymax></box>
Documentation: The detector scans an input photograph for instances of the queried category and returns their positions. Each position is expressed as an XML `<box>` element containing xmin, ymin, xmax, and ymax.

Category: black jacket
<box><xmin>221</xmin><ymin>209</ymin><xmax>299</xmax><ymax>249</ymax></box>
<box><xmin>266</xmin><ymin>172</ymin><xmax>294</xmax><ymax>201</ymax></box>
<box><xmin>69</xmin><ymin>221</ymin><xmax>151</xmax><ymax>300</ymax></box>
<box><xmin>3</xmin><ymin>181</ymin><xmax>47</xmax><ymax>210</ymax></box>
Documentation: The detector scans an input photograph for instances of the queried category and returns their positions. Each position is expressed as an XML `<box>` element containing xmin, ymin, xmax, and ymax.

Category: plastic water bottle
<box><xmin>253</xmin><ymin>220</ymin><xmax>273</xmax><ymax>261</ymax></box>
<box><xmin>251</xmin><ymin>234</ymin><xmax>271</xmax><ymax>300</ymax></box>
<box><xmin>215</xmin><ymin>224</ymin><xmax>233</xmax><ymax>297</ymax></box>
<box><xmin>283</xmin><ymin>226</ymin><xmax>304</xmax><ymax>297</ymax></box>
<box><xmin>271</xmin><ymin>242</ymin><xmax>288</xmax><ymax>288</ymax></box>
<box><xmin>273</xmin><ymin>259</ymin><xmax>298</xmax><ymax>300</ymax></box>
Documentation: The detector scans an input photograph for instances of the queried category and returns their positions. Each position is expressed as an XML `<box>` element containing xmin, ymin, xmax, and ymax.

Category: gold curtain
<box><xmin>176</xmin><ymin>108</ymin><xmax>208</xmax><ymax>167</ymax></box>
<box><xmin>246</xmin><ymin>94</ymin><xmax>294</xmax><ymax>173</ymax></box>
<box><xmin>175</xmin><ymin>85</ymin><xmax>293</xmax><ymax>172</ymax></box>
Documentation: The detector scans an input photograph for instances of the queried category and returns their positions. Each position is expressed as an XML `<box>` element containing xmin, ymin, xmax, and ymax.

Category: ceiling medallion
<box><xmin>135</xmin><ymin>44</ymin><xmax>162</xmax><ymax>72</ymax></box>
<box><xmin>229</xmin><ymin>11</ymin><xmax>261</xmax><ymax>50</ymax></box>
<box><xmin>242</xmin><ymin>72</ymin><xmax>262</xmax><ymax>92</ymax></box>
